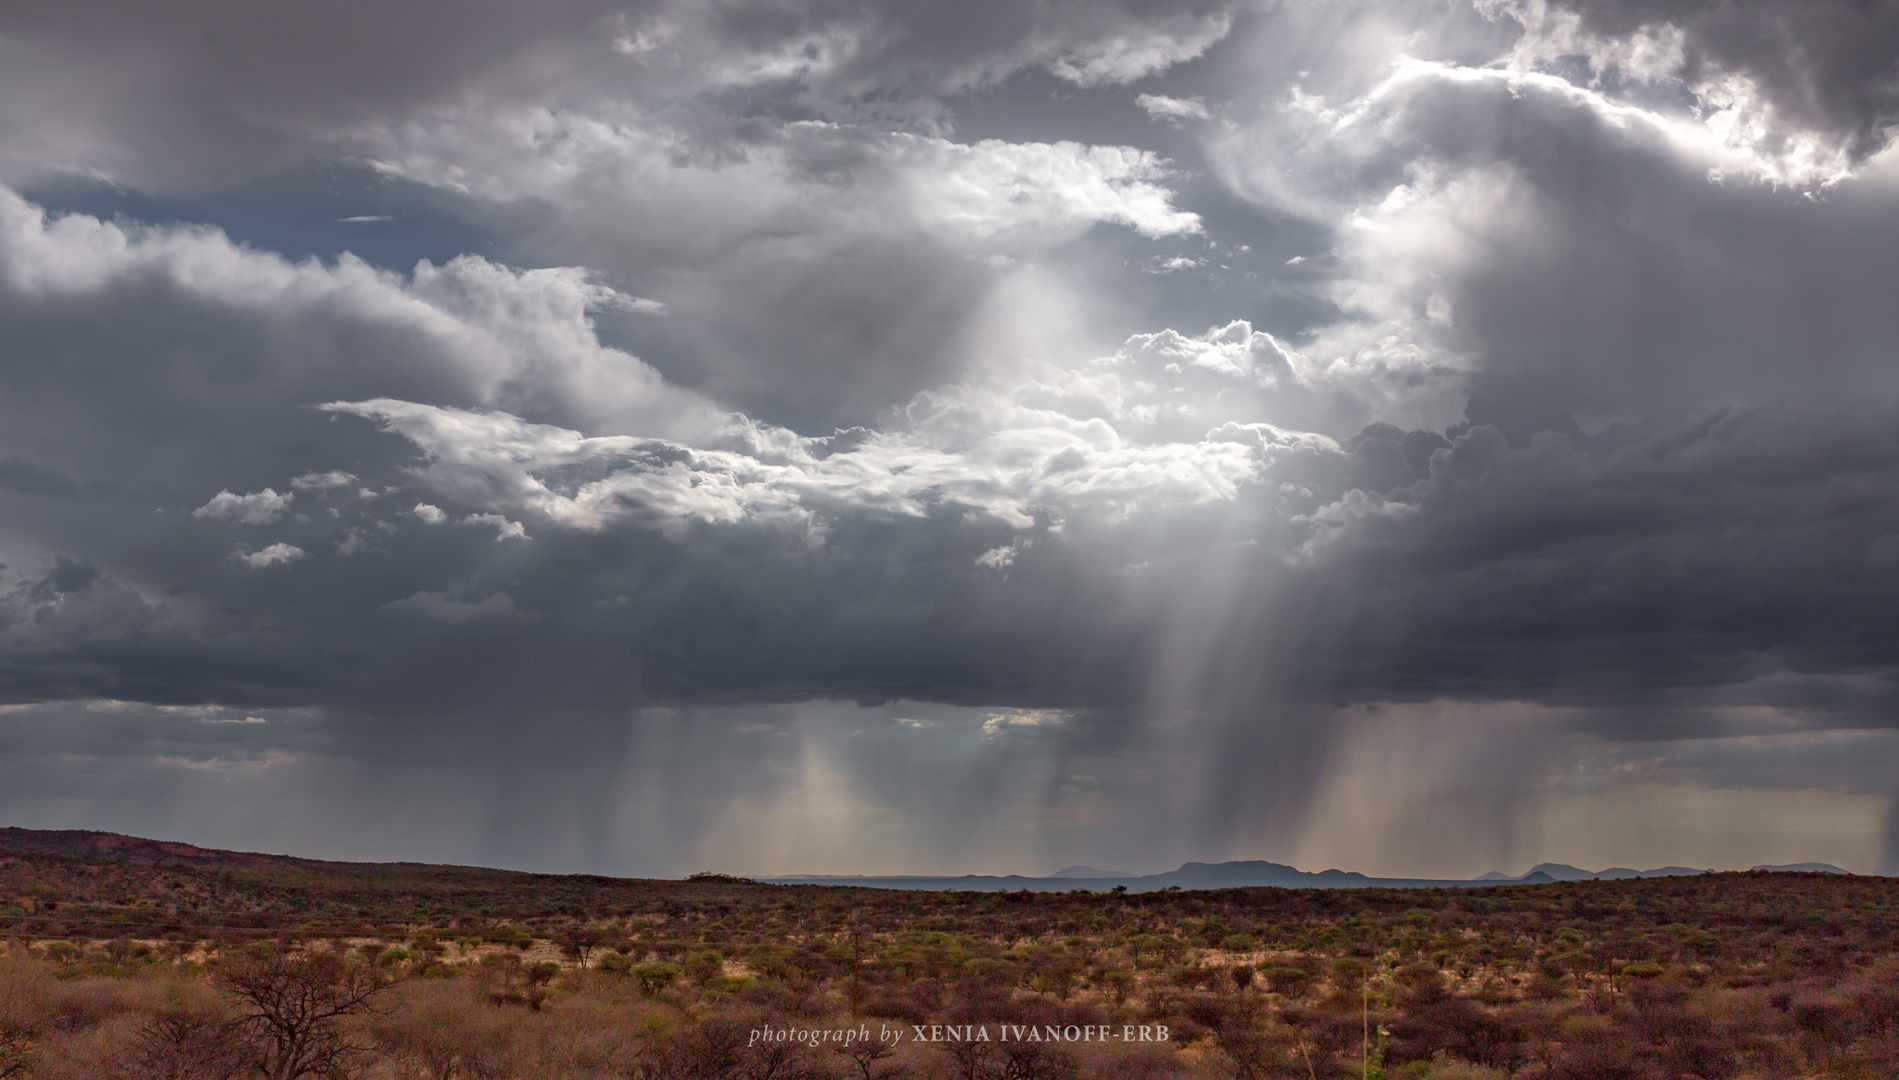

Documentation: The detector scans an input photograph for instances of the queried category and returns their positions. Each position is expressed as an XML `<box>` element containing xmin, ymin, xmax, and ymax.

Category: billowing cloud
<box><xmin>356</xmin><ymin>113</ymin><xmax>1204</xmax><ymax>425</ymax></box>
<box><xmin>1136</xmin><ymin>93</ymin><xmax>1211</xmax><ymax>123</ymax></box>
<box><xmin>291</xmin><ymin>471</ymin><xmax>355</xmax><ymax>490</ymax></box>
<box><xmin>194</xmin><ymin>488</ymin><xmax>292</xmax><ymax>525</ymax></box>
<box><xmin>1505</xmin><ymin>0</ymin><xmax>1899</xmax><ymax>171</ymax></box>
<box><xmin>0</xmin><ymin>185</ymin><xmax>724</xmax><ymax>440</ymax></box>
<box><xmin>234</xmin><ymin>543</ymin><xmax>306</xmax><ymax>569</ymax></box>
<box><xmin>0</xmin><ymin>0</ymin><xmax>1243</xmax><ymax>190</ymax></box>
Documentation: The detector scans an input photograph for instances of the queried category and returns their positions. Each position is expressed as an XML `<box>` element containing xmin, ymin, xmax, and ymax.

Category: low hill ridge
<box><xmin>0</xmin><ymin>827</ymin><xmax>486</xmax><ymax>875</ymax></box>
<box><xmin>1751</xmin><ymin>862</ymin><xmax>1850</xmax><ymax>874</ymax></box>
<box><xmin>4</xmin><ymin>828</ymin><xmax>1852</xmax><ymax>892</ymax></box>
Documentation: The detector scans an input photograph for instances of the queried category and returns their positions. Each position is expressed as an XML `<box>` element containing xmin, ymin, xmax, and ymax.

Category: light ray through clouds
<box><xmin>0</xmin><ymin>0</ymin><xmax>1897</xmax><ymax>876</ymax></box>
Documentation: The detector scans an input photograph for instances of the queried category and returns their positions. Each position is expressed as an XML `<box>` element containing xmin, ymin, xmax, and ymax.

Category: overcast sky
<box><xmin>2</xmin><ymin>0</ymin><xmax>1897</xmax><ymax>878</ymax></box>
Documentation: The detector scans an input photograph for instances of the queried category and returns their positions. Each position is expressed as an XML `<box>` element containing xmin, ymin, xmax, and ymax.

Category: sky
<box><xmin>2</xmin><ymin>0</ymin><xmax>1897</xmax><ymax>880</ymax></box>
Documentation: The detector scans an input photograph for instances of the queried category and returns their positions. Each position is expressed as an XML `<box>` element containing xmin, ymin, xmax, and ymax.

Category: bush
<box><xmin>1263</xmin><ymin>965</ymin><xmax>1311</xmax><ymax>995</ymax></box>
<box><xmin>370</xmin><ymin>980</ymin><xmax>513</xmax><ymax>1079</ymax></box>
<box><xmin>633</xmin><ymin>962</ymin><xmax>681</xmax><ymax>995</ymax></box>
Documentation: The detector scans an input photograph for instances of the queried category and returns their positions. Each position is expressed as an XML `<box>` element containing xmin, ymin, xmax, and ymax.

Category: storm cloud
<box><xmin>1</xmin><ymin>0</ymin><xmax>1896</xmax><ymax>877</ymax></box>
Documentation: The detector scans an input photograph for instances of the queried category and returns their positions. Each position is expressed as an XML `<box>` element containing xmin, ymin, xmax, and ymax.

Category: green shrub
<box><xmin>633</xmin><ymin>961</ymin><xmax>681</xmax><ymax>995</ymax></box>
<box><xmin>1260</xmin><ymin>964</ymin><xmax>1306</xmax><ymax>986</ymax></box>
<box><xmin>682</xmin><ymin>951</ymin><xmax>722</xmax><ymax>983</ymax></box>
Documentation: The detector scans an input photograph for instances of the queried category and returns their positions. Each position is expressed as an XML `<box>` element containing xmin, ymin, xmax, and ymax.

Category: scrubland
<box><xmin>2</xmin><ymin>853</ymin><xmax>1896</xmax><ymax>1078</ymax></box>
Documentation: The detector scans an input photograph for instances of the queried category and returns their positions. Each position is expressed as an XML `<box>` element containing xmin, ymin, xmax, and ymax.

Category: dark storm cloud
<box><xmin>28</xmin><ymin>557</ymin><xmax>99</xmax><ymax>600</ymax></box>
<box><xmin>1382</xmin><ymin>70</ymin><xmax>1899</xmax><ymax>418</ymax></box>
<box><xmin>688</xmin><ymin>0</ymin><xmax>1239</xmax><ymax>99</ymax></box>
<box><xmin>1296</xmin><ymin>408</ymin><xmax>1899</xmax><ymax>722</ymax></box>
<box><xmin>2</xmin><ymin>0</ymin><xmax>1898</xmax><ymax>873</ymax></box>
<box><xmin>0</xmin><ymin>0</ymin><xmax>636</xmax><ymax>187</ymax></box>
<box><xmin>1533</xmin><ymin>0</ymin><xmax>1899</xmax><ymax>161</ymax></box>
<box><xmin>0</xmin><ymin>0</ymin><xmax>1243</xmax><ymax>189</ymax></box>
<box><xmin>8</xmin><ymin>0</ymin><xmax>1233</xmax><ymax>433</ymax></box>
<box><xmin>9</xmin><ymin>228</ymin><xmax>1897</xmax><ymax>731</ymax></box>
<box><xmin>0</xmin><ymin>189</ymin><xmax>1893</xmax><ymax>727</ymax></box>
<box><xmin>0</xmin><ymin>457</ymin><xmax>77</xmax><ymax>498</ymax></box>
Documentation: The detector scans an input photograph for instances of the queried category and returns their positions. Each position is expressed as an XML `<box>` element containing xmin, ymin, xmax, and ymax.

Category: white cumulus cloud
<box><xmin>194</xmin><ymin>489</ymin><xmax>292</xmax><ymax>525</ymax></box>
<box><xmin>234</xmin><ymin>543</ymin><xmax>306</xmax><ymax>569</ymax></box>
<box><xmin>1135</xmin><ymin>94</ymin><xmax>1212</xmax><ymax>124</ymax></box>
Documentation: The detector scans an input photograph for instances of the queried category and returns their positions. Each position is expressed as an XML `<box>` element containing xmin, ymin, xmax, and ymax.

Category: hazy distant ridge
<box><xmin>766</xmin><ymin>858</ymin><xmax>1857</xmax><ymax>892</ymax></box>
<box><xmin>770</xmin><ymin>860</ymin><xmax>1558</xmax><ymax>892</ymax></box>
<box><xmin>0</xmin><ymin>828</ymin><xmax>1852</xmax><ymax>889</ymax></box>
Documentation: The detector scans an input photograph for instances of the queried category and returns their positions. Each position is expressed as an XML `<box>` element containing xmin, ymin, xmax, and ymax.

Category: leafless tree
<box><xmin>212</xmin><ymin>946</ymin><xmax>393</xmax><ymax>1080</ymax></box>
<box><xmin>130</xmin><ymin>1008</ymin><xmax>247</xmax><ymax>1080</ymax></box>
<box><xmin>835</xmin><ymin>1037</ymin><xmax>907</xmax><ymax>1080</ymax></box>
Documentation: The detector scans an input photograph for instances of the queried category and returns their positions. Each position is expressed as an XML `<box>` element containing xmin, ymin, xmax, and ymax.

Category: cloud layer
<box><xmin>2</xmin><ymin>0</ymin><xmax>1897</xmax><ymax>875</ymax></box>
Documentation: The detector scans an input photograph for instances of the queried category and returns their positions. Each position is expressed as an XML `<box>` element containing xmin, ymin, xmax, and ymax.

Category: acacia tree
<box><xmin>212</xmin><ymin>946</ymin><xmax>393</xmax><ymax>1080</ymax></box>
<box><xmin>557</xmin><ymin>924</ymin><xmax>603</xmax><ymax>964</ymax></box>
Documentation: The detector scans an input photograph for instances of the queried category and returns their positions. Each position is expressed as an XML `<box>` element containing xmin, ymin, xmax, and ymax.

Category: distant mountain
<box><xmin>770</xmin><ymin>860</ymin><xmax>1566</xmax><ymax>893</ymax></box>
<box><xmin>1476</xmin><ymin>863</ymin><xmax>1719</xmax><ymax>882</ymax></box>
<box><xmin>1050</xmin><ymin>865</ymin><xmax>1137</xmax><ymax>879</ymax></box>
<box><xmin>1526</xmin><ymin>864</ymin><xmax>1597</xmax><ymax>882</ymax></box>
<box><xmin>1752</xmin><ymin>863</ymin><xmax>1850</xmax><ymax>874</ymax></box>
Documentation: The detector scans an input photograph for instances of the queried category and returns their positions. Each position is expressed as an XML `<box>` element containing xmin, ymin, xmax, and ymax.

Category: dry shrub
<box><xmin>0</xmin><ymin>955</ymin><xmax>50</xmax><ymax>1034</ymax></box>
<box><xmin>1546</xmin><ymin>1011</ymin><xmax>1664</xmax><ymax>1080</ymax></box>
<box><xmin>1393</xmin><ymin>1064</ymin><xmax>1507</xmax><ymax>1080</ymax></box>
<box><xmin>22</xmin><ymin>1013</ymin><xmax>146</xmax><ymax>1080</ymax></box>
<box><xmin>0</xmin><ymin>962</ymin><xmax>35</xmax><ymax>1080</ymax></box>
<box><xmin>126</xmin><ymin>1005</ymin><xmax>247</xmax><ymax>1080</ymax></box>
<box><xmin>2</xmin><ymin>952</ymin><xmax>200</xmax><ymax>1078</ymax></box>
<box><xmin>371</xmin><ymin>980</ymin><xmax>516</xmax><ymax>1079</ymax></box>
<box><xmin>996</xmin><ymin>1038</ymin><xmax>1078</xmax><ymax>1080</ymax></box>
<box><xmin>527</xmin><ymin>993</ymin><xmax>647</xmax><ymax>1077</ymax></box>
<box><xmin>861</xmin><ymin>989</ymin><xmax>931</xmax><ymax>1025</ymax></box>
<box><xmin>1085</xmin><ymin>1044</ymin><xmax>1189</xmax><ymax>1080</ymax></box>
<box><xmin>28</xmin><ymin>972</ymin><xmax>155</xmax><ymax>1033</ymax></box>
